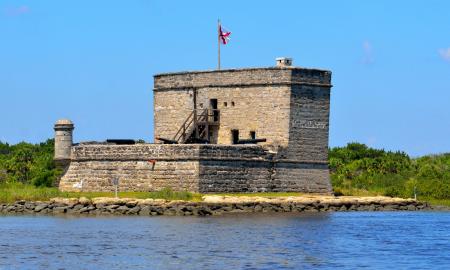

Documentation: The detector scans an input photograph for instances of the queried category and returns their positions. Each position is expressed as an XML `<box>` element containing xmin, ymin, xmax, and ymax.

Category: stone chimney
<box><xmin>276</xmin><ymin>57</ymin><xmax>293</xmax><ymax>67</ymax></box>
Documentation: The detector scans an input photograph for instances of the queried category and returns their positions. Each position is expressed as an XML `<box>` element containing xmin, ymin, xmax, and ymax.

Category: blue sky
<box><xmin>0</xmin><ymin>0</ymin><xmax>449</xmax><ymax>156</ymax></box>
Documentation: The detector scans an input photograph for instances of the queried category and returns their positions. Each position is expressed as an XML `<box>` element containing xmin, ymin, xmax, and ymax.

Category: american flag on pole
<box><xmin>219</xmin><ymin>25</ymin><xmax>232</xmax><ymax>45</ymax></box>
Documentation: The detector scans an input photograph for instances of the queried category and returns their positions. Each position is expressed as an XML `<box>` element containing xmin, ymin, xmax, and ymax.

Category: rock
<box><xmin>116</xmin><ymin>206</ymin><xmax>129</xmax><ymax>214</ymax></box>
<box><xmin>40</xmin><ymin>208</ymin><xmax>50</xmax><ymax>214</ymax></box>
<box><xmin>78</xmin><ymin>207</ymin><xmax>90</xmax><ymax>213</ymax></box>
<box><xmin>78</xmin><ymin>197</ymin><xmax>91</xmax><ymax>205</ymax></box>
<box><xmin>106</xmin><ymin>205</ymin><xmax>120</xmax><ymax>211</ymax></box>
<box><xmin>137</xmin><ymin>199</ymin><xmax>155</xmax><ymax>205</ymax></box>
<box><xmin>24</xmin><ymin>202</ymin><xmax>36</xmax><ymax>210</ymax></box>
<box><xmin>128</xmin><ymin>206</ymin><xmax>141</xmax><ymax>214</ymax></box>
<box><xmin>34</xmin><ymin>204</ymin><xmax>48</xmax><ymax>212</ymax></box>
<box><xmin>91</xmin><ymin>209</ymin><xmax>102</xmax><ymax>215</ymax></box>
<box><xmin>72</xmin><ymin>204</ymin><xmax>84</xmax><ymax>211</ymax></box>
<box><xmin>126</xmin><ymin>201</ymin><xmax>138</xmax><ymax>208</ymax></box>
<box><xmin>281</xmin><ymin>204</ymin><xmax>291</xmax><ymax>212</ymax></box>
<box><xmin>53</xmin><ymin>206</ymin><xmax>68</xmax><ymax>214</ymax></box>
<box><xmin>254</xmin><ymin>205</ymin><xmax>263</xmax><ymax>212</ymax></box>
<box><xmin>383</xmin><ymin>204</ymin><xmax>399</xmax><ymax>211</ymax></box>
<box><xmin>51</xmin><ymin>198</ymin><xmax>79</xmax><ymax>207</ymax></box>
<box><xmin>163</xmin><ymin>208</ymin><xmax>177</xmax><ymax>216</ymax></box>
<box><xmin>24</xmin><ymin>209</ymin><xmax>35</xmax><ymax>214</ymax></box>
<box><xmin>139</xmin><ymin>206</ymin><xmax>151</xmax><ymax>216</ymax></box>
<box><xmin>95</xmin><ymin>203</ymin><xmax>106</xmax><ymax>209</ymax></box>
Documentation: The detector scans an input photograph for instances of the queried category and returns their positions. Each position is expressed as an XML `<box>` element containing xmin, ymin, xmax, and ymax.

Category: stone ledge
<box><xmin>153</xmin><ymin>82</ymin><xmax>333</xmax><ymax>91</ymax></box>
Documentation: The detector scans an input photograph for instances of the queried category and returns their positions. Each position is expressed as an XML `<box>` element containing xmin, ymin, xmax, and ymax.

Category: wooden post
<box><xmin>193</xmin><ymin>88</ymin><xmax>199</xmax><ymax>140</ymax></box>
<box><xmin>218</xmin><ymin>19</ymin><xmax>221</xmax><ymax>70</ymax></box>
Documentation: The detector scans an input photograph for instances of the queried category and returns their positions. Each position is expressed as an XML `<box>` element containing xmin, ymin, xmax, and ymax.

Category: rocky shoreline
<box><xmin>0</xmin><ymin>195</ymin><xmax>439</xmax><ymax>216</ymax></box>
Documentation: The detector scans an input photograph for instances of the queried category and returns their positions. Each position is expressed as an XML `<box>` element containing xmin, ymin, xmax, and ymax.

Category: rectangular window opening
<box><xmin>231</xmin><ymin>129</ymin><xmax>239</xmax><ymax>144</ymax></box>
<box><xmin>250</xmin><ymin>131</ymin><xmax>256</xmax><ymax>140</ymax></box>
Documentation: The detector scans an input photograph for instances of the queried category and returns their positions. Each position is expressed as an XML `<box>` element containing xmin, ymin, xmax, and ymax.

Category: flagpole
<box><xmin>218</xmin><ymin>19</ymin><xmax>221</xmax><ymax>70</ymax></box>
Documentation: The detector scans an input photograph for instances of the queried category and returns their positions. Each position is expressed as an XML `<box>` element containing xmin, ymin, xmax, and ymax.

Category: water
<box><xmin>0</xmin><ymin>212</ymin><xmax>449</xmax><ymax>270</ymax></box>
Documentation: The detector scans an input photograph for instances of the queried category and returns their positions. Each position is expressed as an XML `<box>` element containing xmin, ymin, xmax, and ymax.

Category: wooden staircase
<box><xmin>173</xmin><ymin>109</ymin><xmax>220</xmax><ymax>144</ymax></box>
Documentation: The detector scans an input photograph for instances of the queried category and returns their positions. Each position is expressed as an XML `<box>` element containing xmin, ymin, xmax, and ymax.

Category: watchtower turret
<box><xmin>54</xmin><ymin>119</ymin><xmax>74</xmax><ymax>166</ymax></box>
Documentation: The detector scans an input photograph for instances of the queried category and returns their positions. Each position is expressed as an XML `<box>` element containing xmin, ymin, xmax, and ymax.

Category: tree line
<box><xmin>330</xmin><ymin>143</ymin><xmax>450</xmax><ymax>199</ymax></box>
<box><xmin>0</xmin><ymin>139</ymin><xmax>60</xmax><ymax>187</ymax></box>
<box><xmin>0</xmin><ymin>140</ymin><xmax>449</xmax><ymax>200</ymax></box>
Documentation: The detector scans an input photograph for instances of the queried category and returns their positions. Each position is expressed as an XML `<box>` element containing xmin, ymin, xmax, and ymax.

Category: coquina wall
<box><xmin>58</xmin><ymin>143</ymin><xmax>332</xmax><ymax>194</ymax></box>
<box><xmin>59</xmin><ymin>144</ymin><xmax>200</xmax><ymax>192</ymax></box>
<box><xmin>153</xmin><ymin>67</ymin><xmax>331</xmax><ymax>151</ymax></box>
<box><xmin>58</xmin><ymin>64</ymin><xmax>333</xmax><ymax>194</ymax></box>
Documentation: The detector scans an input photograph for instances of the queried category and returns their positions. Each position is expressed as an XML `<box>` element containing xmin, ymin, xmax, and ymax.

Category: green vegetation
<box><xmin>0</xmin><ymin>139</ymin><xmax>60</xmax><ymax>187</ymax></box>
<box><xmin>0</xmin><ymin>139</ymin><xmax>449</xmax><ymax>205</ymax></box>
<box><xmin>0</xmin><ymin>183</ymin><xmax>201</xmax><ymax>203</ymax></box>
<box><xmin>0</xmin><ymin>141</ymin><xmax>201</xmax><ymax>202</ymax></box>
<box><xmin>213</xmin><ymin>192</ymin><xmax>306</xmax><ymax>197</ymax></box>
<box><xmin>330</xmin><ymin>143</ymin><xmax>450</xmax><ymax>204</ymax></box>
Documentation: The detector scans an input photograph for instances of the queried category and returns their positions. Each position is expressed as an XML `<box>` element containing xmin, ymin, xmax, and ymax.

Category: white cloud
<box><xmin>438</xmin><ymin>48</ymin><xmax>450</xmax><ymax>62</ymax></box>
<box><xmin>362</xmin><ymin>40</ymin><xmax>374</xmax><ymax>64</ymax></box>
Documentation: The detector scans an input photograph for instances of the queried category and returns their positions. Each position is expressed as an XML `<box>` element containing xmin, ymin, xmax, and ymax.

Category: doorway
<box><xmin>231</xmin><ymin>129</ymin><xmax>239</xmax><ymax>144</ymax></box>
<box><xmin>210</xmin><ymin>99</ymin><xmax>219</xmax><ymax>122</ymax></box>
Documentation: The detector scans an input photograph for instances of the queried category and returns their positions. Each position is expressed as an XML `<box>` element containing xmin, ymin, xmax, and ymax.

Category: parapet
<box><xmin>154</xmin><ymin>67</ymin><xmax>332</xmax><ymax>91</ymax></box>
<box><xmin>54</xmin><ymin>119</ymin><xmax>74</xmax><ymax>129</ymax></box>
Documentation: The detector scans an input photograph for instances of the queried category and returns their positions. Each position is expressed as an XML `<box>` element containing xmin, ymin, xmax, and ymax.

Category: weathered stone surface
<box><xmin>139</xmin><ymin>206</ymin><xmax>151</xmax><ymax>216</ymax></box>
<box><xmin>58</xmin><ymin>144</ymin><xmax>331</xmax><ymax>194</ymax></box>
<box><xmin>58</xmin><ymin>66</ymin><xmax>334</xmax><ymax>194</ymax></box>
<box><xmin>1</xmin><ymin>195</ymin><xmax>437</xmax><ymax>217</ymax></box>
<box><xmin>53</xmin><ymin>206</ymin><xmax>68</xmax><ymax>214</ymax></box>
<box><xmin>34</xmin><ymin>204</ymin><xmax>48</xmax><ymax>212</ymax></box>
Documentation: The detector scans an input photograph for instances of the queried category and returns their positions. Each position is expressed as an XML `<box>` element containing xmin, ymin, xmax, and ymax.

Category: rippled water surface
<box><xmin>0</xmin><ymin>212</ymin><xmax>449</xmax><ymax>269</ymax></box>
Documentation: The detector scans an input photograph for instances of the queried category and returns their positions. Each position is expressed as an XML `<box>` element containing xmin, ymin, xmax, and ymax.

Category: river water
<box><xmin>0</xmin><ymin>212</ymin><xmax>449</xmax><ymax>270</ymax></box>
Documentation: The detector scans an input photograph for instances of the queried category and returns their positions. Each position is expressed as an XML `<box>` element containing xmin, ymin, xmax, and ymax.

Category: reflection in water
<box><xmin>0</xmin><ymin>212</ymin><xmax>449</xmax><ymax>269</ymax></box>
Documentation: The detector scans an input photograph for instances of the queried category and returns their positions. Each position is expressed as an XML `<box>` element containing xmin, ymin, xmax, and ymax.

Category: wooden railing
<box><xmin>172</xmin><ymin>109</ymin><xmax>220</xmax><ymax>143</ymax></box>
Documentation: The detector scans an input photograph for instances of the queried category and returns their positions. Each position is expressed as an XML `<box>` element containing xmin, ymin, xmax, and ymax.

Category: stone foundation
<box><xmin>58</xmin><ymin>143</ymin><xmax>332</xmax><ymax>193</ymax></box>
<box><xmin>0</xmin><ymin>196</ymin><xmax>433</xmax><ymax>216</ymax></box>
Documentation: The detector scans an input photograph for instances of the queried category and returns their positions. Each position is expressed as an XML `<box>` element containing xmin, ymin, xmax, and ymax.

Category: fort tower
<box><xmin>54</xmin><ymin>119</ymin><xmax>74</xmax><ymax>167</ymax></box>
<box><xmin>57</xmin><ymin>58</ymin><xmax>333</xmax><ymax>194</ymax></box>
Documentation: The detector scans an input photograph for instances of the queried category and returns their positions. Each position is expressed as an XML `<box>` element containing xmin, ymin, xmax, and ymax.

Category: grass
<box><xmin>333</xmin><ymin>187</ymin><xmax>450</xmax><ymax>207</ymax></box>
<box><xmin>332</xmin><ymin>187</ymin><xmax>384</xmax><ymax>197</ymax></box>
<box><xmin>1</xmin><ymin>183</ymin><xmax>449</xmax><ymax>207</ymax></box>
<box><xmin>421</xmin><ymin>198</ymin><xmax>450</xmax><ymax>207</ymax></box>
<box><xmin>0</xmin><ymin>183</ymin><xmax>202</xmax><ymax>203</ymax></box>
<box><xmin>212</xmin><ymin>192</ymin><xmax>307</xmax><ymax>197</ymax></box>
<box><xmin>0</xmin><ymin>183</ymin><xmax>62</xmax><ymax>203</ymax></box>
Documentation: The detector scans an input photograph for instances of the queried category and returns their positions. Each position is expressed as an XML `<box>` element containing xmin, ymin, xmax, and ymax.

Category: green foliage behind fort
<box><xmin>0</xmin><ymin>140</ymin><xmax>449</xmax><ymax>203</ymax></box>
<box><xmin>329</xmin><ymin>143</ymin><xmax>450</xmax><ymax>201</ymax></box>
<box><xmin>0</xmin><ymin>139</ymin><xmax>61</xmax><ymax>187</ymax></box>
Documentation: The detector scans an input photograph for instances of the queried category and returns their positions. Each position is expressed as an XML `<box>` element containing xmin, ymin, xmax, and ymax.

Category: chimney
<box><xmin>276</xmin><ymin>57</ymin><xmax>293</xmax><ymax>67</ymax></box>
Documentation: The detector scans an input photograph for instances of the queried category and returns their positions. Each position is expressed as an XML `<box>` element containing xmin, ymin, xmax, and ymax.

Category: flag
<box><xmin>219</xmin><ymin>25</ymin><xmax>231</xmax><ymax>45</ymax></box>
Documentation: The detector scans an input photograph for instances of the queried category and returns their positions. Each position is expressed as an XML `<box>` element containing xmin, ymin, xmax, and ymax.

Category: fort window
<box><xmin>223</xmin><ymin>102</ymin><xmax>227</xmax><ymax>107</ymax></box>
<box><xmin>210</xmin><ymin>99</ymin><xmax>219</xmax><ymax>121</ymax></box>
<box><xmin>231</xmin><ymin>101</ymin><xmax>235</xmax><ymax>106</ymax></box>
<box><xmin>231</xmin><ymin>129</ymin><xmax>239</xmax><ymax>144</ymax></box>
<box><xmin>250</xmin><ymin>131</ymin><xmax>256</xmax><ymax>140</ymax></box>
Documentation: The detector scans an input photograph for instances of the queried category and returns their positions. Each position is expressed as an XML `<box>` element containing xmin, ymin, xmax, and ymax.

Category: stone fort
<box><xmin>55</xmin><ymin>58</ymin><xmax>333</xmax><ymax>193</ymax></box>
